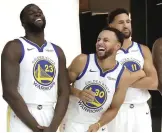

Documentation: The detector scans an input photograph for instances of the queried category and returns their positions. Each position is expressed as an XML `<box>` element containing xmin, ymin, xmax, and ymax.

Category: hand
<box><xmin>37</xmin><ymin>125</ymin><xmax>48</xmax><ymax>132</ymax></box>
<box><xmin>43</xmin><ymin>127</ymin><xmax>51</xmax><ymax>132</ymax></box>
<box><xmin>78</xmin><ymin>89</ymin><xmax>96</xmax><ymax>103</ymax></box>
<box><xmin>87</xmin><ymin>123</ymin><xmax>100</xmax><ymax>132</ymax></box>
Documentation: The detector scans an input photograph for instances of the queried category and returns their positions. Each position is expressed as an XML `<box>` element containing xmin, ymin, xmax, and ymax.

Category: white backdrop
<box><xmin>0</xmin><ymin>0</ymin><xmax>81</xmax><ymax>131</ymax></box>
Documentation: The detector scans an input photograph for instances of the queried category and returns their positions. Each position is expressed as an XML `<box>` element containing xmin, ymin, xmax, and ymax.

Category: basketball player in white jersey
<box><xmin>107</xmin><ymin>8</ymin><xmax>158</xmax><ymax>132</ymax></box>
<box><xmin>60</xmin><ymin>27</ymin><xmax>146</xmax><ymax>132</ymax></box>
<box><xmin>1</xmin><ymin>4</ymin><xmax>70</xmax><ymax>132</ymax></box>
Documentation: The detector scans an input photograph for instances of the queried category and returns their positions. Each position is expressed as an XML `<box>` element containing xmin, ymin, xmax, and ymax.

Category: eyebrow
<box><xmin>28</xmin><ymin>7</ymin><xmax>41</xmax><ymax>12</ymax></box>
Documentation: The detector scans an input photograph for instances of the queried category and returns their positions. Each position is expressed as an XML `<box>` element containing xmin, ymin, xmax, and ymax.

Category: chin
<box><xmin>124</xmin><ymin>33</ymin><xmax>131</xmax><ymax>39</ymax></box>
<box><xmin>97</xmin><ymin>54</ymin><xmax>107</xmax><ymax>60</ymax></box>
<box><xmin>33</xmin><ymin>25</ymin><xmax>45</xmax><ymax>32</ymax></box>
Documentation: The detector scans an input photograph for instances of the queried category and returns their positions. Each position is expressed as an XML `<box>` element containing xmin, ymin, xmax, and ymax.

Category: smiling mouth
<box><xmin>35</xmin><ymin>18</ymin><xmax>42</xmax><ymax>22</ymax></box>
<box><xmin>98</xmin><ymin>47</ymin><xmax>105</xmax><ymax>51</ymax></box>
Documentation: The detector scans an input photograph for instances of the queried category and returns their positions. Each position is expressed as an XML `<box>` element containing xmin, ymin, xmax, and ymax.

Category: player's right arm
<box><xmin>68</xmin><ymin>54</ymin><xmax>95</xmax><ymax>102</ymax></box>
<box><xmin>1</xmin><ymin>40</ymin><xmax>42</xmax><ymax>132</ymax></box>
<box><xmin>87</xmin><ymin>68</ymin><xmax>146</xmax><ymax>131</ymax></box>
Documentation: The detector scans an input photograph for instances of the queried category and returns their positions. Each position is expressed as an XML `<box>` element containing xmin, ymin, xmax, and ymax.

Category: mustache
<box><xmin>123</xmin><ymin>28</ymin><xmax>131</xmax><ymax>31</ymax></box>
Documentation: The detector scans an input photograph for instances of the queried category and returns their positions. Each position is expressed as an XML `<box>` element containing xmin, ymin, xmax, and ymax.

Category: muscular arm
<box><xmin>97</xmin><ymin>68</ymin><xmax>145</xmax><ymax>127</ymax></box>
<box><xmin>152</xmin><ymin>38</ymin><xmax>162</xmax><ymax>94</ymax></box>
<box><xmin>131</xmin><ymin>45</ymin><xmax>158</xmax><ymax>90</ymax></box>
<box><xmin>68</xmin><ymin>54</ymin><xmax>87</xmax><ymax>96</ymax></box>
<box><xmin>1</xmin><ymin>40</ymin><xmax>40</xmax><ymax>131</ymax></box>
<box><xmin>68</xmin><ymin>54</ymin><xmax>95</xmax><ymax>101</ymax></box>
<box><xmin>48</xmin><ymin>46</ymin><xmax>70</xmax><ymax>131</ymax></box>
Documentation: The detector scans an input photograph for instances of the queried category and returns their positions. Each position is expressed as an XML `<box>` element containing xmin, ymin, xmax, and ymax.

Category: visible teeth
<box><xmin>35</xmin><ymin>18</ymin><xmax>42</xmax><ymax>22</ymax></box>
<box><xmin>99</xmin><ymin>47</ymin><xmax>105</xmax><ymax>50</ymax></box>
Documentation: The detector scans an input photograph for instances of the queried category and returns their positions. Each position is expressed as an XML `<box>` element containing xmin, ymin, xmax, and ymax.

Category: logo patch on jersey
<box><xmin>123</xmin><ymin>60</ymin><xmax>141</xmax><ymax>72</ymax></box>
<box><xmin>33</xmin><ymin>56</ymin><xmax>56</xmax><ymax>90</ymax></box>
<box><xmin>27</xmin><ymin>48</ymin><xmax>35</xmax><ymax>51</ymax></box>
<box><xmin>119</xmin><ymin>58</ymin><xmax>141</xmax><ymax>72</ymax></box>
<box><xmin>107</xmin><ymin>76</ymin><xmax>116</xmax><ymax>80</ymax></box>
<box><xmin>130</xmin><ymin>49</ymin><xmax>138</xmax><ymax>52</ymax></box>
<box><xmin>89</xmin><ymin>69</ymin><xmax>97</xmax><ymax>72</ymax></box>
<box><xmin>78</xmin><ymin>80</ymin><xmax>108</xmax><ymax>113</ymax></box>
<box><xmin>46</xmin><ymin>49</ymin><xmax>54</xmax><ymax>52</ymax></box>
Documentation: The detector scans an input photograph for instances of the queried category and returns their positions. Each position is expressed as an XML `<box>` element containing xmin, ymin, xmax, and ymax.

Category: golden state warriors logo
<box><xmin>33</xmin><ymin>56</ymin><xmax>56</xmax><ymax>90</ymax></box>
<box><xmin>123</xmin><ymin>61</ymin><xmax>141</xmax><ymax>72</ymax></box>
<box><xmin>120</xmin><ymin>58</ymin><xmax>141</xmax><ymax>72</ymax></box>
<box><xmin>78</xmin><ymin>81</ymin><xmax>108</xmax><ymax>113</ymax></box>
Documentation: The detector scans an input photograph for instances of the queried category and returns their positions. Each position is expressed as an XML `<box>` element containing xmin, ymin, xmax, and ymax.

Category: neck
<box><xmin>122</xmin><ymin>37</ymin><xmax>132</xmax><ymax>49</ymax></box>
<box><xmin>25</xmin><ymin>31</ymin><xmax>45</xmax><ymax>47</ymax></box>
<box><xmin>97</xmin><ymin>54</ymin><xmax>117</xmax><ymax>71</ymax></box>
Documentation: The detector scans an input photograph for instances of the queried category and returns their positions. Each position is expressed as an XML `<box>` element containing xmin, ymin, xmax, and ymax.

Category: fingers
<box><xmin>87</xmin><ymin>127</ymin><xmax>92</xmax><ymax>132</ymax></box>
<box><xmin>82</xmin><ymin>95</ymin><xmax>93</xmax><ymax>103</ymax></box>
<box><xmin>84</xmin><ymin>89</ymin><xmax>96</xmax><ymax>96</ymax></box>
<box><xmin>37</xmin><ymin>125</ymin><xmax>44</xmax><ymax>129</ymax></box>
<box><xmin>81</xmin><ymin>90</ymin><xmax>96</xmax><ymax>102</ymax></box>
<box><xmin>84</xmin><ymin>92</ymin><xmax>95</xmax><ymax>100</ymax></box>
<box><xmin>37</xmin><ymin>125</ymin><xmax>45</xmax><ymax>132</ymax></box>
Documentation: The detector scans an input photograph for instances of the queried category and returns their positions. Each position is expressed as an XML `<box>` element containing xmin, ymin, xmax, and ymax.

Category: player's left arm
<box><xmin>131</xmin><ymin>45</ymin><xmax>158</xmax><ymax>90</ymax></box>
<box><xmin>48</xmin><ymin>46</ymin><xmax>70</xmax><ymax>131</ymax></box>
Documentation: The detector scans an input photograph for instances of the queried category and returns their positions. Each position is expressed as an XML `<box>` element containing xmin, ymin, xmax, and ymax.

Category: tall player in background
<box><xmin>60</xmin><ymin>27</ymin><xmax>146</xmax><ymax>132</ymax></box>
<box><xmin>152</xmin><ymin>38</ymin><xmax>162</xmax><ymax>94</ymax></box>
<box><xmin>107</xmin><ymin>8</ymin><xmax>158</xmax><ymax>132</ymax></box>
<box><xmin>1</xmin><ymin>4</ymin><xmax>70</xmax><ymax>132</ymax></box>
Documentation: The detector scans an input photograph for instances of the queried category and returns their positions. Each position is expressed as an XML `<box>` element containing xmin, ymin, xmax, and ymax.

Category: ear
<box><xmin>115</xmin><ymin>42</ymin><xmax>121</xmax><ymax>50</ymax></box>
<box><xmin>109</xmin><ymin>23</ymin><xmax>112</xmax><ymax>28</ymax></box>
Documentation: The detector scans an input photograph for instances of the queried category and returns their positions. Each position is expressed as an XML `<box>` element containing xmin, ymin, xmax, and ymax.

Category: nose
<box><xmin>123</xmin><ymin>22</ymin><xmax>129</xmax><ymax>28</ymax></box>
<box><xmin>34</xmin><ymin>12</ymin><xmax>41</xmax><ymax>17</ymax></box>
<box><xmin>98</xmin><ymin>40</ymin><xmax>103</xmax><ymax>45</ymax></box>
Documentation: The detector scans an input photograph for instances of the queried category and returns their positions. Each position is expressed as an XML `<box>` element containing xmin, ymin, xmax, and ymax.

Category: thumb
<box><xmin>87</xmin><ymin>127</ymin><xmax>92</xmax><ymax>132</ymax></box>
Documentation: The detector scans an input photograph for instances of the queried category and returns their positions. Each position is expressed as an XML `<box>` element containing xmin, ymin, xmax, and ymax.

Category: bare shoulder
<box><xmin>73</xmin><ymin>54</ymin><xmax>88</xmax><ymax>64</ymax></box>
<box><xmin>140</xmin><ymin>44</ymin><xmax>150</xmax><ymax>53</ymax></box>
<box><xmin>152</xmin><ymin>38</ymin><xmax>162</xmax><ymax>52</ymax></box>
<box><xmin>1</xmin><ymin>39</ymin><xmax>22</xmax><ymax>60</ymax></box>
<box><xmin>139</xmin><ymin>44</ymin><xmax>152</xmax><ymax>59</ymax></box>
<box><xmin>68</xmin><ymin>53</ymin><xmax>88</xmax><ymax>75</ymax></box>
<box><xmin>69</xmin><ymin>53</ymin><xmax>88</xmax><ymax>67</ymax></box>
<box><xmin>3</xmin><ymin>39</ymin><xmax>21</xmax><ymax>51</ymax></box>
<box><xmin>153</xmin><ymin>37</ymin><xmax>162</xmax><ymax>47</ymax></box>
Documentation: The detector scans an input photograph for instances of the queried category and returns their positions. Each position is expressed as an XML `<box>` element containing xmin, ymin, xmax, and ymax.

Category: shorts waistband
<box><xmin>122</xmin><ymin>102</ymin><xmax>148</xmax><ymax>109</ymax></box>
<box><xmin>27</xmin><ymin>104</ymin><xmax>54</xmax><ymax>110</ymax></box>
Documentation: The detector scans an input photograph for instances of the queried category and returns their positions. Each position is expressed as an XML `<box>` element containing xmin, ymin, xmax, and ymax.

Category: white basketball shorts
<box><xmin>7</xmin><ymin>104</ymin><xmax>54</xmax><ymax>132</ymax></box>
<box><xmin>107</xmin><ymin>102</ymin><xmax>152</xmax><ymax>132</ymax></box>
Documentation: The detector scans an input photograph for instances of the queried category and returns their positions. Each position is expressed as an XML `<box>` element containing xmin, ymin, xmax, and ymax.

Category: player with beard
<box><xmin>107</xmin><ymin>8</ymin><xmax>158</xmax><ymax>132</ymax></box>
<box><xmin>60</xmin><ymin>27</ymin><xmax>146</xmax><ymax>132</ymax></box>
<box><xmin>1</xmin><ymin>4</ymin><xmax>70</xmax><ymax>132</ymax></box>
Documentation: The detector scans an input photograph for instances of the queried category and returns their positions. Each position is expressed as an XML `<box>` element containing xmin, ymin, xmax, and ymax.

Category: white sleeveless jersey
<box><xmin>65</xmin><ymin>54</ymin><xmax>125</xmax><ymax>123</ymax></box>
<box><xmin>17</xmin><ymin>37</ymin><xmax>59</xmax><ymax>105</ymax></box>
<box><xmin>116</xmin><ymin>41</ymin><xmax>150</xmax><ymax>104</ymax></box>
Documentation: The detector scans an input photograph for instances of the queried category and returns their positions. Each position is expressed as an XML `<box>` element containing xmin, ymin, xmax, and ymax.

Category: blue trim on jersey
<box><xmin>120</xmin><ymin>42</ymin><xmax>134</xmax><ymax>53</ymax></box>
<box><xmin>137</xmin><ymin>43</ymin><xmax>144</xmax><ymax>58</ymax></box>
<box><xmin>115</xmin><ymin>65</ymin><xmax>125</xmax><ymax>89</ymax></box>
<box><xmin>21</xmin><ymin>37</ymin><xmax>47</xmax><ymax>52</ymax></box>
<box><xmin>18</xmin><ymin>40</ymin><xmax>25</xmax><ymax>63</ymax></box>
<box><xmin>94</xmin><ymin>54</ymin><xmax>119</xmax><ymax>77</ymax></box>
<box><xmin>51</xmin><ymin>43</ymin><xmax>59</xmax><ymax>58</ymax></box>
<box><xmin>76</xmin><ymin>55</ymin><xmax>90</xmax><ymax>80</ymax></box>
